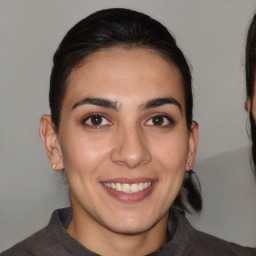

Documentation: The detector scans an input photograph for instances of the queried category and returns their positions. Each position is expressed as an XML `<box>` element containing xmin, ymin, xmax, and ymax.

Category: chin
<box><xmin>110</xmin><ymin>222</ymin><xmax>152</xmax><ymax>235</ymax></box>
<box><xmin>105</xmin><ymin>213</ymin><xmax>160</xmax><ymax>235</ymax></box>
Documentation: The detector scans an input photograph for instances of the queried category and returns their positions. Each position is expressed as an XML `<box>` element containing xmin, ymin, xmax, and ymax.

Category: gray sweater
<box><xmin>1</xmin><ymin>207</ymin><xmax>255</xmax><ymax>256</ymax></box>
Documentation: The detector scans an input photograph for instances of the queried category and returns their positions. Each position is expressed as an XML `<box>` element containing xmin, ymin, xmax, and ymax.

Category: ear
<box><xmin>185</xmin><ymin>121</ymin><xmax>199</xmax><ymax>171</ymax></box>
<box><xmin>244</xmin><ymin>97</ymin><xmax>251</xmax><ymax>113</ymax></box>
<box><xmin>39</xmin><ymin>114</ymin><xmax>64</xmax><ymax>171</ymax></box>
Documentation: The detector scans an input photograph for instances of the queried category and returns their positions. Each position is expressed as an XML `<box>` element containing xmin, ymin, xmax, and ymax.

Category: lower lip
<box><xmin>101</xmin><ymin>182</ymin><xmax>156</xmax><ymax>203</ymax></box>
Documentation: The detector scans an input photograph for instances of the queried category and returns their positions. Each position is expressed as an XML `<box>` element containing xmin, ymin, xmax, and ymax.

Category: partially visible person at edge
<box><xmin>245</xmin><ymin>13</ymin><xmax>256</xmax><ymax>176</ymax></box>
<box><xmin>2</xmin><ymin>8</ymin><xmax>255</xmax><ymax>256</ymax></box>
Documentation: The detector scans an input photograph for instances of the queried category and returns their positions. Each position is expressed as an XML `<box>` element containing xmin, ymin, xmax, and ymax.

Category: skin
<box><xmin>40</xmin><ymin>48</ymin><xmax>198</xmax><ymax>256</ymax></box>
<box><xmin>245</xmin><ymin>94</ymin><xmax>256</xmax><ymax>118</ymax></box>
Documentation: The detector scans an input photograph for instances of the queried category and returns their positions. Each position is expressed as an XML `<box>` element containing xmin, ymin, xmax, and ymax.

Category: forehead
<box><xmin>64</xmin><ymin>47</ymin><xmax>185</xmax><ymax>109</ymax></box>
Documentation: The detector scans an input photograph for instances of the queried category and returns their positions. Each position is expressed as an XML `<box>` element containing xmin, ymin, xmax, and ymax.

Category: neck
<box><xmin>66</xmin><ymin>205</ymin><xmax>169</xmax><ymax>256</ymax></box>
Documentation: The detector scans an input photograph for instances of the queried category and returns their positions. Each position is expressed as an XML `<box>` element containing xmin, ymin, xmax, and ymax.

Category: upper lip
<box><xmin>100</xmin><ymin>177</ymin><xmax>157</xmax><ymax>184</ymax></box>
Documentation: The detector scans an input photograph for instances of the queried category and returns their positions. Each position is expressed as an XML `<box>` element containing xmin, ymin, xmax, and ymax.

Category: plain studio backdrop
<box><xmin>1</xmin><ymin>0</ymin><xmax>256</xmax><ymax>252</ymax></box>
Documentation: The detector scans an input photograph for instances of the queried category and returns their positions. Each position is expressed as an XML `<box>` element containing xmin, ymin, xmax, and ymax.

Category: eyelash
<box><xmin>145</xmin><ymin>114</ymin><xmax>175</xmax><ymax>127</ymax></box>
<box><xmin>82</xmin><ymin>113</ymin><xmax>175</xmax><ymax>129</ymax></box>
<box><xmin>82</xmin><ymin>113</ymin><xmax>111</xmax><ymax>128</ymax></box>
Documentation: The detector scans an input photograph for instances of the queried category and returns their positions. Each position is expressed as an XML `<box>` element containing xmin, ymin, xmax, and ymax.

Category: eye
<box><xmin>145</xmin><ymin>114</ymin><xmax>174</xmax><ymax>127</ymax></box>
<box><xmin>83</xmin><ymin>114</ymin><xmax>111</xmax><ymax>127</ymax></box>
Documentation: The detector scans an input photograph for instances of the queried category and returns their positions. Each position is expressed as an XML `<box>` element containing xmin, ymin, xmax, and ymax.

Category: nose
<box><xmin>111</xmin><ymin>125</ymin><xmax>151</xmax><ymax>169</ymax></box>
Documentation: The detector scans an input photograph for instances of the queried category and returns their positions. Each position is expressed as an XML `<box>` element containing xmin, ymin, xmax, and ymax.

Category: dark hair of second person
<box><xmin>245</xmin><ymin>13</ymin><xmax>256</xmax><ymax>174</ymax></box>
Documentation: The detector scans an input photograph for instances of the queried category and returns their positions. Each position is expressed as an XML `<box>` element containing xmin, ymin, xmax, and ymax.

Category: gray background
<box><xmin>1</xmin><ymin>0</ymin><xmax>256</xmax><ymax>252</ymax></box>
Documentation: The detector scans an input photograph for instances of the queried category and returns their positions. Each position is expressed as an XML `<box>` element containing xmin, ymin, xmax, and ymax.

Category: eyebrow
<box><xmin>142</xmin><ymin>97</ymin><xmax>182</xmax><ymax>111</ymax></box>
<box><xmin>72</xmin><ymin>96</ymin><xmax>182</xmax><ymax>112</ymax></box>
<box><xmin>72</xmin><ymin>97</ymin><xmax>118</xmax><ymax>110</ymax></box>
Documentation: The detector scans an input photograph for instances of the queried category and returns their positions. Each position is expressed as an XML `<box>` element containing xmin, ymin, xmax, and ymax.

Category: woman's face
<box><xmin>46</xmin><ymin>48</ymin><xmax>197</xmax><ymax>235</ymax></box>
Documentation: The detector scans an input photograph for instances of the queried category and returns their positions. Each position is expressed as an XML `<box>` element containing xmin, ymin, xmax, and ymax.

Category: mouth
<box><xmin>103</xmin><ymin>182</ymin><xmax>152</xmax><ymax>193</ymax></box>
<box><xmin>101</xmin><ymin>179</ymin><xmax>156</xmax><ymax>202</ymax></box>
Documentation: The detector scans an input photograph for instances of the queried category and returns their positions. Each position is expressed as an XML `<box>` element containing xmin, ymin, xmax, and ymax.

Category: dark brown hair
<box><xmin>245</xmin><ymin>13</ymin><xmax>256</xmax><ymax>174</ymax></box>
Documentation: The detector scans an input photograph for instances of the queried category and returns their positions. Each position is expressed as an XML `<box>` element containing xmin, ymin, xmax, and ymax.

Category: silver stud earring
<box><xmin>52</xmin><ymin>164</ymin><xmax>57</xmax><ymax>169</ymax></box>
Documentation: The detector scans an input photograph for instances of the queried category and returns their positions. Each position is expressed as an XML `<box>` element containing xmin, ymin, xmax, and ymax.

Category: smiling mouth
<box><xmin>103</xmin><ymin>182</ymin><xmax>152</xmax><ymax>193</ymax></box>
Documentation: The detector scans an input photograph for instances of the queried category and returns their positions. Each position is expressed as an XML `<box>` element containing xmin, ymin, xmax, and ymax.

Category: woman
<box><xmin>245</xmin><ymin>13</ymin><xmax>256</xmax><ymax>174</ymax></box>
<box><xmin>2</xmin><ymin>8</ymin><xmax>255</xmax><ymax>256</ymax></box>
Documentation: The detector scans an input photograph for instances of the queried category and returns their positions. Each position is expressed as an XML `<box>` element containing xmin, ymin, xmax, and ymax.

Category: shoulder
<box><xmin>1</xmin><ymin>227</ymin><xmax>46</xmax><ymax>256</ymax></box>
<box><xmin>191</xmin><ymin>228</ymin><xmax>256</xmax><ymax>256</ymax></box>
<box><xmin>1</xmin><ymin>245</ymin><xmax>30</xmax><ymax>256</ymax></box>
<box><xmin>171</xmin><ymin>209</ymin><xmax>256</xmax><ymax>256</ymax></box>
<box><xmin>1</xmin><ymin>208</ymin><xmax>73</xmax><ymax>256</ymax></box>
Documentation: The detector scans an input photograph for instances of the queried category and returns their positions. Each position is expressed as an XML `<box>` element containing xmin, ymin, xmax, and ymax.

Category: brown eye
<box><xmin>84</xmin><ymin>114</ymin><xmax>111</xmax><ymax>127</ymax></box>
<box><xmin>151</xmin><ymin>116</ymin><xmax>164</xmax><ymax>125</ymax></box>
<box><xmin>90</xmin><ymin>115</ymin><xmax>103</xmax><ymax>125</ymax></box>
<box><xmin>145</xmin><ymin>114</ymin><xmax>174</xmax><ymax>127</ymax></box>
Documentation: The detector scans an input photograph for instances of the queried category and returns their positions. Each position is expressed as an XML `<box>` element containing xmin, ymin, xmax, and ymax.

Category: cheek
<box><xmin>152</xmin><ymin>133</ymin><xmax>189</xmax><ymax>197</ymax></box>
<box><xmin>153</xmin><ymin>132</ymin><xmax>189</xmax><ymax>170</ymax></box>
<box><xmin>60</xmin><ymin>131</ymin><xmax>112</xmax><ymax>174</ymax></box>
<box><xmin>150</xmin><ymin>133</ymin><xmax>189</xmax><ymax>210</ymax></box>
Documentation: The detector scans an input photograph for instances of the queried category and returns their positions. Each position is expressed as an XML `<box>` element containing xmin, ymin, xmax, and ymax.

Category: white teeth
<box><xmin>130</xmin><ymin>183</ymin><xmax>138</xmax><ymax>193</ymax></box>
<box><xmin>116</xmin><ymin>183</ymin><xmax>122</xmax><ymax>191</ymax></box>
<box><xmin>138</xmin><ymin>182</ymin><xmax>144</xmax><ymax>191</ymax></box>
<box><xmin>122</xmin><ymin>184</ymin><xmax>130</xmax><ymax>193</ymax></box>
<box><xmin>103</xmin><ymin>182</ymin><xmax>152</xmax><ymax>193</ymax></box>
